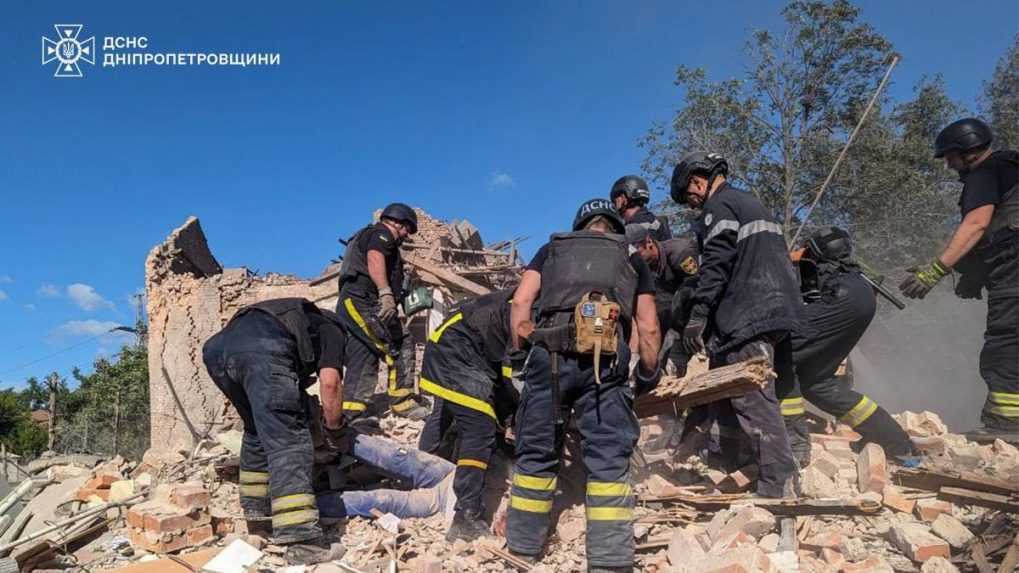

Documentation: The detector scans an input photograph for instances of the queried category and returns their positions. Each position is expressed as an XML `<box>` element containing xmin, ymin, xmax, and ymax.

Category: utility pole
<box><xmin>43</xmin><ymin>372</ymin><xmax>60</xmax><ymax>452</ymax></box>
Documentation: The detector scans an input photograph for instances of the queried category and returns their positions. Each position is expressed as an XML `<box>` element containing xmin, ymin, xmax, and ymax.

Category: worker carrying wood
<box><xmin>506</xmin><ymin>198</ymin><xmax>661</xmax><ymax>573</ymax></box>
<box><xmin>201</xmin><ymin>298</ymin><xmax>348</xmax><ymax>565</ymax></box>
<box><xmin>786</xmin><ymin>227</ymin><xmax>917</xmax><ymax>461</ymax></box>
<box><xmin>898</xmin><ymin>118</ymin><xmax>1018</xmax><ymax>443</ymax></box>
<box><xmin>669</xmin><ymin>151</ymin><xmax>802</xmax><ymax>498</ymax></box>
<box><xmin>415</xmin><ymin>288</ymin><xmax>522</xmax><ymax>542</ymax></box>
<box><xmin>335</xmin><ymin>203</ymin><xmax>429</xmax><ymax>428</ymax></box>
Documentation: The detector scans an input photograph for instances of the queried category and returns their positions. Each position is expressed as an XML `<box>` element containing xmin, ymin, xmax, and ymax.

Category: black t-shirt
<box><xmin>959</xmin><ymin>151</ymin><xmax>1019</xmax><ymax>217</ymax></box>
<box><xmin>526</xmin><ymin>243</ymin><xmax>656</xmax><ymax>295</ymax></box>
<box><xmin>343</xmin><ymin>223</ymin><xmax>403</xmax><ymax>299</ymax></box>
<box><xmin>308</xmin><ymin>314</ymin><xmax>346</xmax><ymax>371</ymax></box>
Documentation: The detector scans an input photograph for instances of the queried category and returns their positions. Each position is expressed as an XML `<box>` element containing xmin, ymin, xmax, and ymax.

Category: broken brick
<box><xmin>170</xmin><ymin>483</ymin><xmax>210</xmax><ymax>511</ymax></box>
<box><xmin>920</xmin><ymin>556</ymin><xmax>961</xmax><ymax>573</ymax></box>
<box><xmin>692</xmin><ymin>546</ymin><xmax>774</xmax><ymax>573</ymax></box>
<box><xmin>888</xmin><ymin>523</ymin><xmax>950</xmax><ymax>562</ymax></box>
<box><xmin>930</xmin><ymin>513</ymin><xmax>974</xmax><ymax>549</ymax></box>
<box><xmin>186</xmin><ymin>524</ymin><xmax>214</xmax><ymax>546</ymax></box>
<box><xmin>76</xmin><ymin>487</ymin><xmax>110</xmax><ymax>502</ymax></box>
<box><xmin>129</xmin><ymin>528</ymin><xmax>188</xmax><ymax>554</ymax></box>
<box><xmin>668</xmin><ymin>526</ymin><xmax>706</xmax><ymax>565</ymax></box>
<box><xmin>843</xmin><ymin>555</ymin><xmax>895</xmax><ymax>573</ymax></box>
<box><xmin>802</xmin><ymin>466</ymin><xmax>838</xmax><ymax>498</ymax></box>
<box><xmin>719</xmin><ymin>465</ymin><xmax>759</xmax><ymax>493</ymax></box>
<box><xmin>915</xmin><ymin>498</ymin><xmax>952</xmax><ymax>522</ymax></box>
<box><xmin>802</xmin><ymin>531</ymin><xmax>847</xmax><ymax>552</ymax></box>
<box><xmin>714</xmin><ymin>505</ymin><xmax>775</xmax><ymax>541</ymax></box>
<box><xmin>881</xmin><ymin>484</ymin><xmax>916</xmax><ymax>514</ymax></box>
<box><xmin>856</xmin><ymin>443</ymin><xmax>887</xmax><ymax>494</ymax></box>
<box><xmin>85</xmin><ymin>474</ymin><xmax>119</xmax><ymax>489</ymax></box>
<box><xmin>821</xmin><ymin>547</ymin><xmax>846</xmax><ymax>570</ymax></box>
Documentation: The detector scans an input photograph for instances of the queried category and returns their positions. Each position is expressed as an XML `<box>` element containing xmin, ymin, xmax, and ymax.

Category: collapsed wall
<box><xmin>146</xmin><ymin>212</ymin><xmax>522</xmax><ymax>454</ymax></box>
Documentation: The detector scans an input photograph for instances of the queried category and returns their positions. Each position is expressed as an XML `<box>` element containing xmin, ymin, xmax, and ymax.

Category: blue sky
<box><xmin>1</xmin><ymin>1</ymin><xmax>1015</xmax><ymax>388</ymax></box>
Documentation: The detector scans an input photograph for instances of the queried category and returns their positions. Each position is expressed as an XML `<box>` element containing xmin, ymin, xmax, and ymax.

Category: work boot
<box><xmin>589</xmin><ymin>567</ymin><xmax>632</xmax><ymax>573</ymax></box>
<box><xmin>509</xmin><ymin>551</ymin><xmax>537</xmax><ymax>564</ymax></box>
<box><xmin>244</xmin><ymin>516</ymin><xmax>272</xmax><ymax>538</ymax></box>
<box><xmin>964</xmin><ymin>424</ymin><xmax>1019</xmax><ymax>445</ymax></box>
<box><xmin>446</xmin><ymin>508</ymin><xmax>490</xmax><ymax>542</ymax></box>
<box><xmin>284</xmin><ymin>539</ymin><xmax>346</xmax><ymax>565</ymax></box>
<box><xmin>347</xmin><ymin>415</ymin><xmax>383</xmax><ymax>435</ymax></box>
<box><xmin>393</xmin><ymin>397</ymin><xmax>431</xmax><ymax>421</ymax></box>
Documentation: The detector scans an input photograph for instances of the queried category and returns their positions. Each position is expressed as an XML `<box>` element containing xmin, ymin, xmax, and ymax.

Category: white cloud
<box><xmin>51</xmin><ymin>319</ymin><xmax>124</xmax><ymax>338</ymax></box>
<box><xmin>488</xmin><ymin>171</ymin><xmax>514</xmax><ymax>189</ymax></box>
<box><xmin>24</xmin><ymin>304</ymin><xmax>36</xmax><ymax>311</ymax></box>
<box><xmin>67</xmin><ymin>283</ymin><xmax>115</xmax><ymax>311</ymax></box>
<box><xmin>37</xmin><ymin>284</ymin><xmax>60</xmax><ymax>298</ymax></box>
<box><xmin>0</xmin><ymin>276</ymin><xmax>12</xmax><ymax>284</ymax></box>
<box><xmin>0</xmin><ymin>290</ymin><xmax>7</xmax><ymax>301</ymax></box>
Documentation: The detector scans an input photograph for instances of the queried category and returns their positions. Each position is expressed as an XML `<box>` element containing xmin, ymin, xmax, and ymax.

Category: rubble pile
<box><xmin>0</xmin><ymin>409</ymin><xmax>1012</xmax><ymax>572</ymax></box>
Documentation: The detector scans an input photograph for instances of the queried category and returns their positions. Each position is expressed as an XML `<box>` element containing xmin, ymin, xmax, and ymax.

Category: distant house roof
<box><xmin>30</xmin><ymin>410</ymin><xmax>50</xmax><ymax>425</ymax></box>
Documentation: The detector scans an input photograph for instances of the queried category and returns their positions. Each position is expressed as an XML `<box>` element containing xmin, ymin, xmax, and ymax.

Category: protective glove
<box><xmin>321</xmin><ymin>417</ymin><xmax>355</xmax><ymax>454</ymax></box>
<box><xmin>634</xmin><ymin>365</ymin><xmax>662</xmax><ymax>397</ymax></box>
<box><xmin>680</xmin><ymin>314</ymin><xmax>707</xmax><ymax>356</ymax></box>
<box><xmin>898</xmin><ymin>260</ymin><xmax>949</xmax><ymax>300</ymax></box>
<box><xmin>377</xmin><ymin>287</ymin><xmax>398</xmax><ymax>322</ymax></box>
<box><xmin>954</xmin><ymin>272</ymin><xmax>983</xmax><ymax>300</ymax></box>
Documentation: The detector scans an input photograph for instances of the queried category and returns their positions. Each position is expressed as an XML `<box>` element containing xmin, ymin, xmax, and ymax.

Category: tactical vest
<box><xmin>987</xmin><ymin>183</ymin><xmax>1019</xmax><ymax>237</ymax></box>
<box><xmin>233</xmin><ymin>298</ymin><xmax>328</xmax><ymax>375</ymax></box>
<box><xmin>536</xmin><ymin>231</ymin><xmax>638</xmax><ymax>328</ymax></box>
<box><xmin>338</xmin><ymin>225</ymin><xmax>405</xmax><ymax>299</ymax></box>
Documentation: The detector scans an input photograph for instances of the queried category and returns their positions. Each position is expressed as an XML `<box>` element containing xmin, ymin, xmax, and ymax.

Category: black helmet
<box><xmin>934</xmin><ymin>118</ymin><xmax>993</xmax><ymax>158</ymax></box>
<box><xmin>670</xmin><ymin>152</ymin><xmax>729</xmax><ymax>204</ymax></box>
<box><xmin>381</xmin><ymin>202</ymin><xmax>418</xmax><ymax>234</ymax></box>
<box><xmin>624</xmin><ymin>224</ymin><xmax>652</xmax><ymax>245</ymax></box>
<box><xmin>806</xmin><ymin>227</ymin><xmax>852</xmax><ymax>261</ymax></box>
<box><xmin>573</xmin><ymin>198</ymin><xmax>626</xmax><ymax>233</ymax></box>
<box><xmin>610</xmin><ymin>175</ymin><xmax>651</xmax><ymax>205</ymax></box>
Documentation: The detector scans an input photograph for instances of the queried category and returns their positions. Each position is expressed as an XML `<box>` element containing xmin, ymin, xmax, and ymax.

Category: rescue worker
<box><xmin>898</xmin><ymin>118</ymin><xmax>1018</xmax><ymax>440</ymax></box>
<box><xmin>626</xmin><ymin>225</ymin><xmax>700</xmax><ymax>376</ymax></box>
<box><xmin>202</xmin><ymin>298</ymin><xmax>348</xmax><ymax>565</ymax></box>
<box><xmin>790</xmin><ymin>228</ymin><xmax>915</xmax><ymax>459</ymax></box>
<box><xmin>670</xmin><ymin>151</ymin><xmax>801</xmax><ymax>497</ymax></box>
<box><xmin>415</xmin><ymin>288</ymin><xmax>520</xmax><ymax>542</ymax></box>
<box><xmin>336</xmin><ymin>203</ymin><xmax>429</xmax><ymax>427</ymax></box>
<box><xmin>506</xmin><ymin>198</ymin><xmax>661</xmax><ymax>572</ymax></box>
<box><xmin>611</xmin><ymin>174</ymin><xmax>673</xmax><ymax>242</ymax></box>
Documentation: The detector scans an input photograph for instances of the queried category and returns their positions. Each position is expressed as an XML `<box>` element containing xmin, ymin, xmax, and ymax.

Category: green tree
<box><xmin>641</xmin><ymin>0</ymin><xmax>895</xmax><ymax>242</ymax></box>
<box><xmin>59</xmin><ymin>344</ymin><xmax>149</xmax><ymax>459</ymax></box>
<box><xmin>981</xmin><ymin>35</ymin><xmax>1019</xmax><ymax>151</ymax></box>
<box><xmin>17</xmin><ymin>377</ymin><xmax>47</xmax><ymax>411</ymax></box>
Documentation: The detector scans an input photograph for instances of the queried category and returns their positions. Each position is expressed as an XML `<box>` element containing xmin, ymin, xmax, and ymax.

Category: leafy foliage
<box><xmin>981</xmin><ymin>35</ymin><xmax>1019</xmax><ymax>151</ymax></box>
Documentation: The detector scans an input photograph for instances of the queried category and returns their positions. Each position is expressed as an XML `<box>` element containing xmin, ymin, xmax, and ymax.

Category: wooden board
<box><xmin>937</xmin><ymin>487</ymin><xmax>1019</xmax><ymax>513</ymax></box>
<box><xmin>894</xmin><ymin>468</ymin><xmax>1019</xmax><ymax>496</ymax></box>
<box><xmin>634</xmin><ymin>357</ymin><xmax>772</xmax><ymax>418</ymax></box>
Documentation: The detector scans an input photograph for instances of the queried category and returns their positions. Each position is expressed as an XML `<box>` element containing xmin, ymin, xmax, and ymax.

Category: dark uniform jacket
<box><xmin>691</xmin><ymin>183</ymin><xmax>802</xmax><ymax>352</ymax></box>
<box><xmin>626</xmin><ymin>207</ymin><xmax>673</xmax><ymax>243</ymax></box>
<box><xmin>420</xmin><ymin>289</ymin><xmax>515</xmax><ymax>419</ymax></box>
<box><xmin>956</xmin><ymin>150</ymin><xmax>1019</xmax><ymax>295</ymax></box>
<box><xmin>651</xmin><ymin>237</ymin><xmax>699</xmax><ymax>332</ymax></box>
<box><xmin>338</xmin><ymin>223</ymin><xmax>406</xmax><ymax>302</ymax></box>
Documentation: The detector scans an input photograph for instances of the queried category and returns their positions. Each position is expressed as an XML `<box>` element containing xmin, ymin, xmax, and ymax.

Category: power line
<box><xmin>0</xmin><ymin>329</ymin><xmax>118</xmax><ymax>380</ymax></box>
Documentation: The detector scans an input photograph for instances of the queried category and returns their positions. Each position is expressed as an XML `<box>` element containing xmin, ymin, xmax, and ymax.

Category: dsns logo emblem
<box><xmin>41</xmin><ymin>25</ymin><xmax>95</xmax><ymax>78</ymax></box>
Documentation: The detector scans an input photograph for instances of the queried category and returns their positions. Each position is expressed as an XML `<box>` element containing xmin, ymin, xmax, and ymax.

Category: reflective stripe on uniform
<box><xmin>458</xmin><ymin>458</ymin><xmax>489</xmax><ymax>470</ymax></box>
<box><xmin>342</xmin><ymin>401</ymin><xmax>367</xmax><ymax>412</ymax></box>
<box><xmin>841</xmin><ymin>395</ymin><xmax>878</xmax><ymax>427</ymax></box>
<box><xmin>737</xmin><ymin>220</ymin><xmax>784</xmax><ymax>242</ymax></box>
<box><xmin>586</xmin><ymin>507</ymin><xmax>633</xmax><ymax>521</ymax></box>
<box><xmin>343</xmin><ymin>298</ymin><xmax>388</xmax><ymax>353</ymax></box>
<box><xmin>705</xmin><ymin>220</ymin><xmax>739</xmax><ymax>243</ymax></box>
<box><xmin>990</xmin><ymin>405</ymin><xmax>1019</xmax><ymax>418</ymax></box>
<box><xmin>420</xmin><ymin>377</ymin><xmax>496</xmax><ymax>419</ymax></box>
<box><xmin>502</xmin><ymin>365</ymin><xmax>513</xmax><ymax>380</ymax></box>
<box><xmin>271</xmin><ymin>493</ymin><xmax>316</xmax><ymax>513</ymax></box>
<box><xmin>587</xmin><ymin>481</ymin><xmax>631</xmax><ymax>497</ymax></box>
<box><xmin>429</xmin><ymin>312</ymin><xmax>464</xmax><ymax>343</ymax></box>
<box><xmin>780</xmin><ymin>397</ymin><xmax>805</xmax><ymax>416</ymax></box>
<box><xmin>239</xmin><ymin>484</ymin><xmax>269</xmax><ymax>497</ymax></box>
<box><xmin>513</xmin><ymin>473</ymin><xmax>557</xmax><ymax>491</ymax></box>
<box><xmin>990</xmin><ymin>392</ymin><xmax>1019</xmax><ymax>406</ymax></box>
<box><xmin>272</xmin><ymin>508</ymin><xmax>319</xmax><ymax>528</ymax></box>
<box><xmin>510</xmin><ymin>496</ymin><xmax>552</xmax><ymax>513</ymax></box>
<box><xmin>240</xmin><ymin>470</ymin><xmax>269</xmax><ymax>484</ymax></box>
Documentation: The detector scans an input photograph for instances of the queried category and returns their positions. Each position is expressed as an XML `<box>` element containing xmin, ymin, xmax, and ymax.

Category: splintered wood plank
<box><xmin>634</xmin><ymin>357</ymin><xmax>772</xmax><ymax>418</ymax></box>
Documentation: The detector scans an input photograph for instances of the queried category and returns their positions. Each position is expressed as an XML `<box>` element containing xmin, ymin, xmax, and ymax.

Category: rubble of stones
<box><xmin>0</xmin><ymin>409</ymin><xmax>1014</xmax><ymax>572</ymax></box>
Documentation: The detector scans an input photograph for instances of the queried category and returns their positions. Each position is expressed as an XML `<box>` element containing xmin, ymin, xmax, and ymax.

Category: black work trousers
<box><xmin>202</xmin><ymin>312</ymin><xmax>321</xmax><ymax>544</ymax></box>
<box><xmin>685</xmin><ymin>333</ymin><xmax>798</xmax><ymax>498</ymax></box>
<box><xmin>980</xmin><ymin>232</ymin><xmax>1019</xmax><ymax>430</ymax></box>
<box><xmin>418</xmin><ymin>398</ymin><xmax>497</xmax><ymax>514</ymax></box>
<box><xmin>507</xmin><ymin>345</ymin><xmax>639</xmax><ymax>568</ymax></box>
<box><xmin>337</xmin><ymin>294</ymin><xmax>418</xmax><ymax>418</ymax></box>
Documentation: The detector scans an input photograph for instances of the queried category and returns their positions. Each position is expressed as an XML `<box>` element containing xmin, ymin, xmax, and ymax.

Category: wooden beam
<box><xmin>937</xmin><ymin>487</ymin><xmax>1019</xmax><ymax>513</ymax></box>
<box><xmin>639</xmin><ymin>492</ymin><xmax>881</xmax><ymax>516</ymax></box>
<box><xmin>893</xmin><ymin>468</ymin><xmax>1019</xmax><ymax>496</ymax></box>
<box><xmin>634</xmin><ymin>357</ymin><xmax>772</xmax><ymax>419</ymax></box>
<box><xmin>403</xmin><ymin>252</ymin><xmax>491</xmax><ymax>296</ymax></box>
